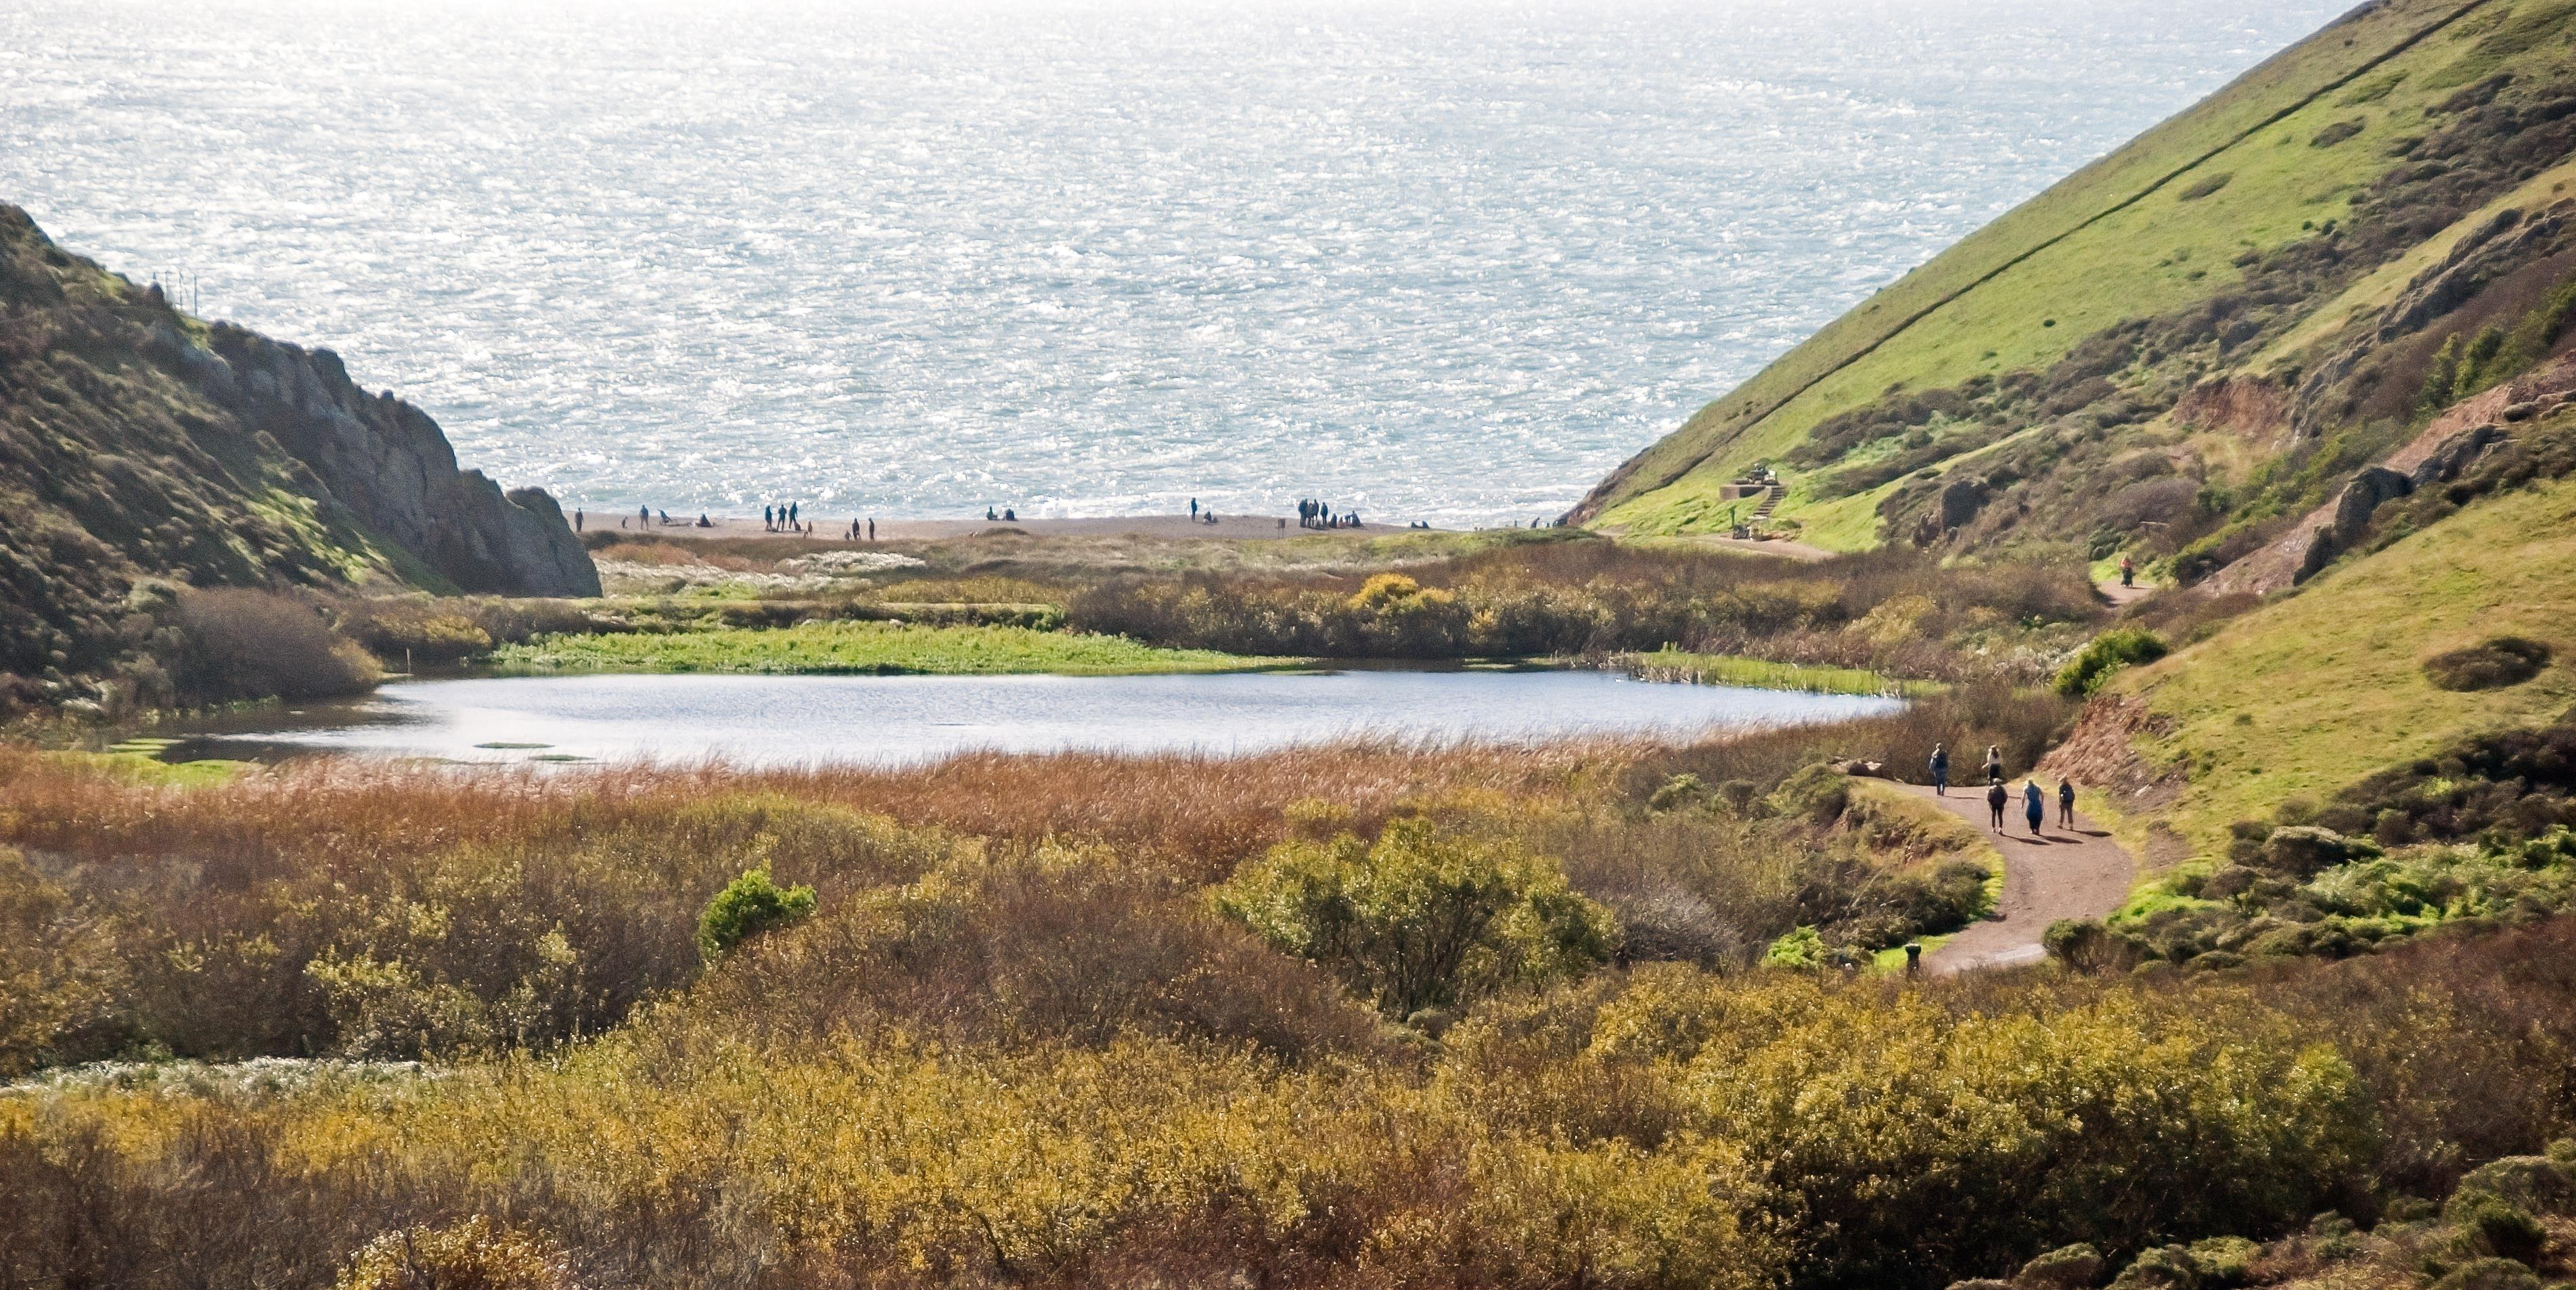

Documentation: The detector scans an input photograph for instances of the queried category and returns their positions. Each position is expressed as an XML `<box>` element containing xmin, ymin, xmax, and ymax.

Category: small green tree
<box><xmin>2054</xmin><ymin>628</ymin><xmax>2170</xmax><ymax>697</ymax></box>
<box><xmin>1215</xmin><ymin>818</ymin><xmax>1615</xmax><ymax>1018</ymax></box>
<box><xmin>697</xmin><ymin>867</ymin><xmax>818</xmax><ymax>960</ymax></box>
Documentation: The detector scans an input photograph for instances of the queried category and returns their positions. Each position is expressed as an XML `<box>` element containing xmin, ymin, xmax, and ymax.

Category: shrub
<box><xmin>696</xmin><ymin>867</ymin><xmax>818</xmax><ymax>959</ymax></box>
<box><xmin>2016</xmin><ymin>1243</ymin><xmax>2105</xmax><ymax>1290</ymax></box>
<box><xmin>2424</xmin><ymin>637</ymin><xmax>2553</xmax><ymax>691</ymax></box>
<box><xmin>335</xmin><ymin>1216</ymin><xmax>579</xmax><ymax>1290</ymax></box>
<box><xmin>169</xmin><ymin>588</ymin><xmax>380</xmax><ymax>703</ymax></box>
<box><xmin>1215</xmin><ymin>818</ymin><xmax>1617</xmax><ymax>1018</ymax></box>
<box><xmin>2053</xmin><ymin>628</ymin><xmax>2169</xmax><ymax>697</ymax></box>
<box><xmin>1763</xmin><ymin>925</ymin><xmax>1828</xmax><ymax>969</ymax></box>
<box><xmin>335</xmin><ymin>599</ymin><xmax>495</xmax><ymax>666</ymax></box>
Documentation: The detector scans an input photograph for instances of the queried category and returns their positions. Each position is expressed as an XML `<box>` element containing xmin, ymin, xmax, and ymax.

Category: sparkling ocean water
<box><xmin>1</xmin><ymin>0</ymin><xmax>2344</xmax><ymax>526</ymax></box>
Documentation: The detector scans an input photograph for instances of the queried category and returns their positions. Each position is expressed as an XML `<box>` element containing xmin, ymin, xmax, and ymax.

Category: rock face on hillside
<box><xmin>182</xmin><ymin>324</ymin><xmax>598</xmax><ymax>597</ymax></box>
<box><xmin>0</xmin><ymin>202</ymin><xmax>597</xmax><ymax>691</ymax></box>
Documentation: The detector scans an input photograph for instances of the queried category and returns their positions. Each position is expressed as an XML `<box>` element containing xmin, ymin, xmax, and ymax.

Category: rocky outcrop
<box><xmin>189</xmin><ymin>327</ymin><xmax>599</xmax><ymax>597</ymax></box>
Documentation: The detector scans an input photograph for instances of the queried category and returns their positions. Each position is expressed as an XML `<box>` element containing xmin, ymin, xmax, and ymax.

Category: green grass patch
<box><xmin>2096</xmin><ymin>475</ymin><xmax>2576</xmax><ymax>863</ymax></box>
<box><xmin>487</xmin><ymin>621</ymin><xmax>1295</xmax><ymax>677</ymax></box>
<box><xmin>49</xmin><ymin>743</ymin><xmax>250</xmax><ymax>789</ymax></box>
<box><xmin>1619</xmin><ymin>648</ymin><xmax>1939</xmax><ymax>697</ymax></box>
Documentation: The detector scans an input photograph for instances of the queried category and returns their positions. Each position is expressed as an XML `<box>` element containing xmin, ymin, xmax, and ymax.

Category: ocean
<box><xmin>1</xmin><ymin>0</ymin><xmax>2346</xmax><ymax>525</ymax></box>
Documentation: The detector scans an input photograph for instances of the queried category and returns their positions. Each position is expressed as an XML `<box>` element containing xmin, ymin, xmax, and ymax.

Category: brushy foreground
<box><xmin>5</xmin><ymin>681</ymin><xmax>2574</xmax><ymax>1290</ymax></box>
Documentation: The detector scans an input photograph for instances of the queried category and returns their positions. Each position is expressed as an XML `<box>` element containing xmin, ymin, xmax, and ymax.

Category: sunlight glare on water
<box><xmin>0</xmin><ymin>0</ymin><xmax>2345</xmax><ymax>523</ymax></box>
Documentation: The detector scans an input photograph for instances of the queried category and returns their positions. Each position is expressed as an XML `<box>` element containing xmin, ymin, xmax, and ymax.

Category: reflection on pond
<box><xmin>160</xmin><ymin>669</ymin><xmax>1906</xmax><ymax>768</ymax></box>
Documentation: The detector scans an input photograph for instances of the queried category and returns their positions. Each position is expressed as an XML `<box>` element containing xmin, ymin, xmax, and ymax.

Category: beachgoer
<box><xmin>1929</xmin><ymin>743</ymin><xmax>1949</xmax><ymax>797</ymax></box>
<box><xmin>868</xmin><ymin>519</ymin><xmax>876</xmax><ymax>542</ymax></box>
<box><xmin>658</xmin><ymin>509</ymin><xmax>669</xmax><ymax>525</ymax></box>
<box><xmin>763</xmin><ymin>505</ymin><xmax>773</xmax><ymax>531</ymax></box>
<box><xmin>639</xmin><ymin>505</ymin><xmax>650</xmax><ymax>526</ymax></box>
<box><xmin>1003</xmin><ymin>507</ymin><xmax>1016</xmax><ymax>522</ymax></box>
<box><xmin>1983</xmin><ymin>744</ymin><xmax>2004</xmax><ymax>785</ymax></box>
<box><xmin>2120</xmin><ymin>555</ymin><xmax>2136</xmax><ymax>589</ymax></box>
<box><xmin>574</xmin><ymin>508</ymin><xmax>583</xmax><ymax>532</ymax></box>
<box><xmin>1986</xmin><ymin>781</ymin><xmax>2008</xmax><ymax>832</ymax></box>
<box><xmin>2057</xmin><ymin>777</ymin><xmax>2077</xmax><ymax>828</ymax></box>
<box><xmin>2024</xmin><ymin>780</ymin><xmax>2046</xmax><ymax>837</ymax></box>
<box><xmin>987</xmin><ymin>506</ymin><xmax>997</xmax><ymax>521</ymax></box>
<box><xmin>789</xmin><ymin>503</ymin><xmax>799</xmax><ymax>526</ymax></box>
<box><xmin>1190</xmin><ymin>498</ymin><xmax>1198</xmax><ymax>519</ymax></box>
<box><xmin>697</xmin><ymin>513</ymin><xmax>712</xmax><ymax>528</ymax></box>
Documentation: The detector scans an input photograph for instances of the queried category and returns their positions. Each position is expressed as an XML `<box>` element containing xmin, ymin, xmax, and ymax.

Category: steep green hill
<box><xmin>0</xmin><ymin>204</ymin><xmax>597</xmax><ymax>712</ymax></box>
<box><xmin>1580</xmin><ymin>0</ymin><xmax>2576</xmax><ymax>569</ymax></box>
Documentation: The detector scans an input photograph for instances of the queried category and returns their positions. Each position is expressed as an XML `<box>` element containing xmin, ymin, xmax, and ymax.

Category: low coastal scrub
<box><xmin>487</xmin><ymin>620</ymin><xmax>1280</xmax><ymax>676</ymax></box>
<box><xmin>11</xmin><ymin>721</ymin><xmax>2576</xmax><ymax>1287</ymax></box>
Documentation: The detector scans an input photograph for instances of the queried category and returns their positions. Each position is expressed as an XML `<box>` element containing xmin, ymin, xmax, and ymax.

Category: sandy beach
<box><xmin>582</xmin><ymin>511</ymin><xmax>1464</xmax><ymax>543</ymax></box>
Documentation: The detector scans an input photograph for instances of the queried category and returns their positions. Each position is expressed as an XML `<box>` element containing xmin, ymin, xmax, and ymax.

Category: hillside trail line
<box><xmin>1897</xmin><ymin>781</ymin><xmax>2135</xmax><ymax>975</ymax></box>
<box><xmin>2096</xmin><ymin>578</ymin><xmax>2156</xmax><ymax>609</ymax></box>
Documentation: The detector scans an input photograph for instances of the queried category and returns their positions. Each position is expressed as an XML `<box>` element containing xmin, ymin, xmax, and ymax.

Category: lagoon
<box><xmin>164</xmin><ymin>669</ymin><xmax>1901</xmax><ymax>768</ymax></box>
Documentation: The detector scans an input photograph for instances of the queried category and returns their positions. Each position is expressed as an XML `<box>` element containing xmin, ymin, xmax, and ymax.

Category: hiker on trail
<box><xmin>2120</xmin><ymin>555</ymin><xmax>2136</xmax><ymax>589</ymax></box>
<box><xmin>2057</xmin><ymin>776</ymin><xmax>2077</xmax><ymax>828</ymax></box>
<box><xmin>1986</xmin><ymin>780</ymin><xmax>2008</xmax><ymax>832</ymax></box>
<box><xmin>2023</xmin><ymin>779</ymin><xmax>2046</xmax><ymax>838</ymax></box>
<box><xmin>1983</xmin><ymin>744</ymin><xmax>2004</xmax><ymax>785</ymax></box>
<box><xmin>1930</xmin><ymin>743</ymin><xmax>1950</xmax><ymax>797</ymax></box>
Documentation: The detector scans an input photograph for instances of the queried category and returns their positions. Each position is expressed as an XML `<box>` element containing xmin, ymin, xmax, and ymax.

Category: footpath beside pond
<box><xmin>1897</xmin><ymin>781</ymin><xmax>2136</xmax><ymax>975</ymax></box>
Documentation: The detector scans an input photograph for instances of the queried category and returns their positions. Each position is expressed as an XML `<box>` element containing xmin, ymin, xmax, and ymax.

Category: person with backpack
<box><xmin>1983</xmin><ymin>744</ymin><xmax>2004</xmax><ymax>785</ymax></box>
<box><xmin>1986</xmin><ymin>779</ymin><xmax>2008</xmax><ymax>833</ymax></box>
<box><xmin>2057</xmin><ymin>777</ymin><xmax>2077</xmax><ymax>829</ymax></box>
<box><xmin>1929</xmin><ymin>743</ymin><xmax>1950</xmax><ymax>797</ymax></box>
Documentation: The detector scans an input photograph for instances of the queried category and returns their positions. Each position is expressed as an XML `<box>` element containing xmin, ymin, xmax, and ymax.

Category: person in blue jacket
<box><xmin>1929</xmin><ymin>743</ymin><xmax>1950</xmax><ymax>797</ymax></box>
<box><xmin>2023</xmin><ymin>779</ymin><xmax>2046</xmax><ymax>838</ymax></box>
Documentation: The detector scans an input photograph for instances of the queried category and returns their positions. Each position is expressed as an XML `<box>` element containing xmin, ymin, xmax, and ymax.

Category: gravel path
<box><xmin>1900</xmin><ymin>781</ymin><xmax>2137</xmax><ymax>975</ymax></box>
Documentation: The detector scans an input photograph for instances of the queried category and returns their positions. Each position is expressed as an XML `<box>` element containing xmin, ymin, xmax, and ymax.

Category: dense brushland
<box><xmin>0</xmin><ymin>204</ymin><xmax>596</xmax><ymax>719</ymax></box>
<box><xmin>1580</xmin><ymin>0</ymin><xmax>2576</xmax><ymax>574</ymax></box>
<box><xmin>22</xmin><ymin>4</ymin><xmax>2576</xmax><ymax>1288</ymax></box>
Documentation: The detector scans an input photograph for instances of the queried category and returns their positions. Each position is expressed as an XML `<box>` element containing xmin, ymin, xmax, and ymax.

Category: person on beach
<box><xmin>763</xmin><ymin>505</ymin><xmax>774</xmax><ymax>531</ymax></box>
<box><xmin>789</xmin><ymin>502</ymin><xmax>799</xmax><ymax>527</ymax></box>
<box><xmin>2057</xmin><ymin>776</ymin><xmax>2077</xmax><ymax>828</ymax></box>
<box><xmin>2023</xmin><ymin>779</ymin><xmax>2046</xmax><ymax>838</ymax></box>
<box><xmin>1930</xmin><ymin>743</ymin><xmax>1949</xmax><ymax>796</ymax></box>
<box><xmin>638</xmin><ymin>505</ymin><xmax>650</xmax><ymax>526</ymax></box>
<box><xmin>1983</xmin><ymin>744</ymin><xmax>2004</xmax><ymax>785</ymax></box>
<box><xmin>1190</xmin><ymin>498</ymin><xmax>1198</xmax><ymax>519</ymax></box>
<box><xmin>1986</xmin><ymin>779</ymin><xmax>2008</xmax><ymax>832</ymax></box>
<box><xmin>868</xmin><ymin>519</ymin><xmax>876</xmax><ymax>542</ymax></box>
<box><xmin>574</xmin><ymin>508</ymin><xmax>583</xmax><ymax>532</ymax></box>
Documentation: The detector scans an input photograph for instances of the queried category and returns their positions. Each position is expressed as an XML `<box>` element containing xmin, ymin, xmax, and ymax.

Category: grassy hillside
<box><xmin>2094</xmin><ymin>455</ymin><xmax>2576</xmax><ymax>865</ymax></box>
<box><xmin>1584</xmin><ymin>0</ymin><xmax>2576</xmax><ymax>565</ymax></box>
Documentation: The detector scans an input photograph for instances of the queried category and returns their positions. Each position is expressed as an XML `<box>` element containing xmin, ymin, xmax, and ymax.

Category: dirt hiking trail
<box><xmin>1898</xmin><ymin>781</ymin><xmax>2136</xmax><ymax>975</ymax></box>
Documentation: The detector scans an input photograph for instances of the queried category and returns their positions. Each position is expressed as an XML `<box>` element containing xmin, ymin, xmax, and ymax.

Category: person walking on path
<box><xmin>1983</xmin><ymin>744</ymin><xmax>2004</xmax><ymax>785</ymax></box>
<box><xmin>2057</xmin><ymin>777</ymin><xmax>2077</xmax><ymax>829</ymax></box>
<box><xmin>2120</xmin><ymin>555</ymin><xmax>2136</xmax><ymax>589</ymax></box>
<box><xmin>1930</xmin><ymin>743</ymin><xmax>1950</xmax><ymax>797</ymax></box>
<box><xmin>1986</xmin><ymin>780</ymin><xmax>2008</xmax><ymax>832</ymax></box>
<box><xmin>2023</xmin><ymin>779</ymin><xmax>2046</xmax><ymax>838</ymax></box>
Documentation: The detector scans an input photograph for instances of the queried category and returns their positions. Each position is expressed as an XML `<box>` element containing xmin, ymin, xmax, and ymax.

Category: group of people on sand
<box><xmin>1296</xmin><ymin>499</ymin><xmax>1359</xmax><ymax>529</ymax></box>
<box><xmin>1928</xmin><ymin>741</ymin><xmax>2077</xmax><ymax>840</ymax></box>
<box><xmin>763</xmin><ymin>503</ymin><xmax>809</xmax><ymax>534</ymax></box>
<box><xmin>1188</xmin><ymin>498</ymin><xmax>1223</xmax><ymax>525</ymax></box>
<box><xmin>845</xmin><ymin>517</ymin><xmax>877</xmax><ymax>541</ymax></box>
<box><xmin>985</xmin><ymin>506</ymin><xmax>1019</xmax><ymax>522</ymax></box>
<box><xmin>620</xmin><ymin>505</ymin><xmax>710</xmax><ymax>529</ymax></box>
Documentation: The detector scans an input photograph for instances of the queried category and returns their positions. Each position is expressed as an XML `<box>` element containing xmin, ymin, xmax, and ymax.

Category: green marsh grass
<box><xmin>487</xmin><ymin>620</ymin><xmax>1294</xmax><ymax>676</ymax></box>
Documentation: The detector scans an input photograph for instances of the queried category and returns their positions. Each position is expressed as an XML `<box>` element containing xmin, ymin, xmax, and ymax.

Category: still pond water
<box><xmin>164</xmin><ymin>669</ymin><xmax>1900</xmax><ymax>768</ymax></box>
